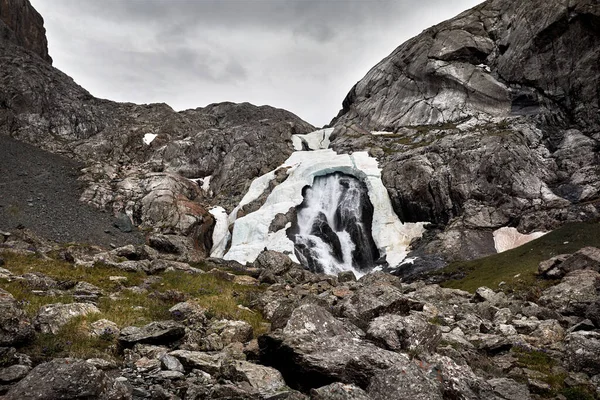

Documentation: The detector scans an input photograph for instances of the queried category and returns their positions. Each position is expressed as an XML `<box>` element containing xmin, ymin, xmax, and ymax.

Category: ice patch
<box><xmin>493</xmin><ymin>227</ymin><xmax>548</xmax><ymax>253</ymax></box>
<box><xmin>292</xmin><ymin>128</ymin><xmax>334</xmax><ymax>151</ymax></box>
<box><xmin>209</xmin><ymin>206</ymin><xmax>231</xmax><ymax>258</ymax></box>
<box><xmin>143</xmin><ymin>133</ymin><xmax>158</xmax><ymax>145</ymax></box>
<box><xmin>223</xmin><ymin>148</ymin><xmax>426</xmax><ymax>270</ymax></box>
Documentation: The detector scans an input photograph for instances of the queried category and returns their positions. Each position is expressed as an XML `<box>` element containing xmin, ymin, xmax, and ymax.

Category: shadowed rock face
<box><xmin>0</xmin><ymin>0</ymin><xmax>51</xmax><ymax>63</ymax></box>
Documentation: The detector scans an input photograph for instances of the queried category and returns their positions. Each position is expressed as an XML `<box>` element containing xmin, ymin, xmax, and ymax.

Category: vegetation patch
<box><xmin>0</xmin><ymin>251</ymin><xmax>268</xmax><ymax>362</ymax></box>
<box><xmin>439</xmin><ymin>222</ymin><xmax>600</xmax><ymax>294</ymax></box>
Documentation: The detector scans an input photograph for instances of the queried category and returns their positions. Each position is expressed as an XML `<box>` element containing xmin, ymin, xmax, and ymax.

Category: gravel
<box><xmin>0</xmin><ymin>135</ymin><xmax>143</xmax><ymax>247</ymax></box>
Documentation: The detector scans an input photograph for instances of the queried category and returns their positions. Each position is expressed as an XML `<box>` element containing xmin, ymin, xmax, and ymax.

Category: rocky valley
<box><xmin>0</xmin><ymin>0</ymin><xmax>599</xmax><ymax>399</ymax></box>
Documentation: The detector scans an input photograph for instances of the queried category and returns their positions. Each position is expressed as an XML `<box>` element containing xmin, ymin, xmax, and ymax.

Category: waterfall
<box><xmin>289</xmin><ymin>172</ymin><xmax>380</xmax><ymax>276</ymax></box>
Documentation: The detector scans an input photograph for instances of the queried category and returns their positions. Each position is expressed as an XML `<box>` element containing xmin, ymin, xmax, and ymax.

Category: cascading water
<box><xmin>288</xmin><ymin>172</ymin><xmax>380</xmax><ymax>276</ymax></box>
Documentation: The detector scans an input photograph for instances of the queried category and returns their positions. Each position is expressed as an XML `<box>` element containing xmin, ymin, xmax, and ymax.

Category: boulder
<box><xmin>310</xmin><ymin>382</ymin><xmax>370</xmax><ymax>400</ymax></box>
<box><xmin>118</xmin><ymin>320</ymin><xmax>185</xmax><ymax>347</ymax></box>
<box><xmin>89</xmin><ymin>319</ymin><xmax>120</xmax><ymax>338</ymax></box>
<box><xmin>208</xmin><ymin>320</ymin><xmax>253</xmax><ymax>345</ymax></box>
<box><xmin>334</xmin><ymin>283</ymin><xmax>417</xmax><ymax>329</ymax></box>
<box><xmin>0</xmin><ymin>290</ymin><xmax>34</xmax><ymax>346</ymax></box>
<box><xmin>565</xmin><ymin>331</ymin><xmax>600</xmax><ymax>375</ymax></box>
<box><xmin>34</xmin><ymin>303</ymin><xmax>100</xmax><ymax>334</ymax></box>
<box><xmin>220</xmin><ymin>360</ymin><xmax>287</xmax><ymax>395</ymax></box>
<box><xmin>538</xmin><ymin>270</ymin><xmax>600</xmax><ymax>314</ymax></box>
<box><xmin>366</xmin><ymin>363</ymin><xmax>443</xmax><ymax>400</ymax></box>
<box><xmin>169</xmin><ymin>301</ymin><xmax>207</xmax><ymax>325</ymax></box>
<box><xmin>169</xmin><ymin>350</ymin><xmax>222</xmax><ymax>375</ymax></box>
<box><xmin>0</xmin><ymin>364</ymin><xmax>30</xmax><ymax>384</ymax></box>
<box><xmin>4</xmin><ymin>358</ymin><xmax>111</xmax><ymax>400</ymax></box>
<box><xmin>367</xmin><ymin>313</ymin><xmax>441</xmax><ymax>353</ymax></box>
<box><xmin>259</xmin><ymin>304</ymin><xmax>409</xmax><ymax>391</ymax></box>
<box><xmin>489</xmin><ymin>378</ymin><xmax>531</xmax><ymax>400</ymax></box>
<box><xmin>159</xmin><ymin>353</ymin><xmax>184</xmax><ymax>373</ymax></box>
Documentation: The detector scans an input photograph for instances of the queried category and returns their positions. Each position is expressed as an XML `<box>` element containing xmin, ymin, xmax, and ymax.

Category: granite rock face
<box><xmin>331</xmin><ymin>0</ymin><xmax>600</xmax><ymax>264</ymax></box>
<box><xmin>333</xmin><ymin>0</ymin><xmax>600</xmax><ymax>132</ymax></box>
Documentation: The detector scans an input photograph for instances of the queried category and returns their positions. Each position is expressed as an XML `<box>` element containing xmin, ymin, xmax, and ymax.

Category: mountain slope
<box><xmin>330</xmin><ymin>0</ymin><xmax>600</xmax><ymax>265</ymax></box>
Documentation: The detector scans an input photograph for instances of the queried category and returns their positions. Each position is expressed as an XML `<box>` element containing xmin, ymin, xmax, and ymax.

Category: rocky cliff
<box><xmin>0</xmin><ymin>0</ymin><xmax>51</xmax><ymax>63</ymax></box>
<box><xmin>332</xmin><ymin>0</ymin><xmax>600</xmax><ymax>265</ymax></box>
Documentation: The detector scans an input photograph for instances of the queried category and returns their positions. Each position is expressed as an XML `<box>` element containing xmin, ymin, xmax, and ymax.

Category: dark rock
<box><xmin>565</xmin><ymin>331</ymin><xmax>600</xmax><ymax>375</ymax></box>
<box><xmin>19</xmin><ymin>272</ymin><xmax>58</xmax><ymax>290</ymax></box>
<box><xmin>5</xmin><ymin>358</ymin><xmax>111</xmax><ymax>400</ymax></box>
<box><xmin>169</xmin><ymin>350</ymin><xmax>221</xmax><ymax>375</ymax></box>
<box><xmin>538</xmin><ymin>270</ymin><xmax>600</xmax><ymax>314</ymax></box>
<box><xmin>489</xmin><ymin>378</ymin><xmax>531</xmax><ymax>400</ymax></box>
<box><xmin>113</xmin><ymin>212</ymin><xmax>133</xmax><ymax>233</ymax></box>
<box><xmin>0</xmin><ymin>0</ymin><xmax>52</xmax><ymax>63</ymax></box>
<box><xmin>259</xmin><ymin>304</ymin><xmax>411</xmax><ymax>391</ymax></box>
<box><xmin>310</xmin><ymin>382</ymin><xmax>370</xmax><ymax>400</ymax></box>
<box><xmin>559</xmin><ymin>247</ymin><xmax>600</xmax><ymax>273</ymax></box>
<box><xmin>338</xmin><ymin>270</ymin><xmax>357</xmax><ymax>283</ymax></box>
<box><xmin>0</xmin><ymin>364</ymin><xmax>29</xmax><ymax>384</ymax></box>
<box><xmin>0</xmin><ymin>290</ymin><xmax>34</xmax><ymax>346</ymax></box>
<box><xmin>219</xmin><ymin>360</ymin><xmax>287</xmax><ymax>396</ymax></box>
<box><xmin>254</xmin><ymin>250</ymin><xmax>296</xmax><ymax>276</ymax></box>
<box><xmin>119</xmin><ymin>320</ymin><xmax>185</xmax><ymax>347</ymax></box>
<box><xmin>585</xmin><ymin>301</ymin><xmax>600</xmax><ymax>327</ymax></box>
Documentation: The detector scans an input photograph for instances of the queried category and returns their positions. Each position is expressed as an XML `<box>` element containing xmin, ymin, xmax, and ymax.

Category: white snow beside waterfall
<box><xmin>208</xmin><ymin>128</ymin><xmax>427</xmax><ymax>277</ymax></box>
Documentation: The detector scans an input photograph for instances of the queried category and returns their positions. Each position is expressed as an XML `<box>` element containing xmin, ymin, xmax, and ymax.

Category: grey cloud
<box><xmin>30</xmin><ymin>0</ymin><xmax>483</xmax><ymax>125</ymax></box>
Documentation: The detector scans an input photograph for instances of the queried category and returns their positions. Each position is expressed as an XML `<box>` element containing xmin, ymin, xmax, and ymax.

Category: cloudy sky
<box><xmin>30</xmin><ymin>0</ymin><xmax>481</xmax><ymax>127</ymax></box>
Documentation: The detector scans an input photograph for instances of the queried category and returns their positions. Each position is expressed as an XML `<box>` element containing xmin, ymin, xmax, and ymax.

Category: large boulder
<box><xmin>538</xmin><ymin>270</ymin><xmax>600</xmax><ymax>314</ymax></box>
<box><xmin>259</xmin><ymin>304</ymin><xmax>409</xmax><ymax>391</ymax></box>
<box><xmin>118</xmin><ymin>320</ymin><xmax>185</xmax><ymax>347</ymax></box>
<box><xmin>565</xmin><ymin>331</ymin><xmax>600</xmax><ymax>375</ymax></box>
<box><xmin>34</xmin><ymin>303</ymin><xmax>100</xmax><ymax>334</ymax></box>
<box><xmin>366</xmin><ymin>313</ymin><xmax>441</xmax><ymax>354</ymax></box>
<box><xmin>4</xmin><ymin>358</ymin><xmax>111</xmax><ymax>400</ymax></box>
<box><xmin>333</xmin><ymin>282</ymin><xmax>418</xmax><ymax>329</ymax></box>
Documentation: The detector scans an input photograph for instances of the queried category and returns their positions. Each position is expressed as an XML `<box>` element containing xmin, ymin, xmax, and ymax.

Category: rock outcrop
<box><xmin>0</xmin><ymin>0</ymin><xmax>51</xmax><ymax>63</ymax></box>
<box><xmin>331</xmin><ymin>0</ymin><xmax>600</xmax><ymax>263</ymax></box>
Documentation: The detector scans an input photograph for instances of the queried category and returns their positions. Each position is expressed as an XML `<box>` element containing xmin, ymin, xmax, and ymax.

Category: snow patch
<box><xmin>292</xmin><ymin>128</ymin><xmax>334</xmax><ymax>151</ymax></box>
<box><xmin>493</xmin><ymin>227</ymin><xmax>548</xmax><ymax>253</ymax></box>
<box><xmin>209</xmin><ymin>207</ymin><xmax>230</xmax><ymax>258</ymax></box>
<box><xmin>143</xmin><ymin>133</ymin><xmax>158</xmax><ymax>145</ymax></box>
<box><xmin>223</xmin><ymin>148</ymin><xmax>426</xmax><ymax>269</ymax></box>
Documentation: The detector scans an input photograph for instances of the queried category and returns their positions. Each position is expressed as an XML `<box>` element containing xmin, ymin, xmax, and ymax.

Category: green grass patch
<box><xmin>22</xmin><ymin>316</ymin><xmax>117</xmax><ymax>364</ymax></box>
<box><xmin>0</xmin><ymin>252</ymin><xmax>146</xmax><ymax>291</ymax></box>
<box><xmin>440</xmin><ymin>222</ymin><xmax>600</xmax><ymax>294</ymax></box>
<box><xmin>0</xmin><ymin>251</ymin><xmax>268</xmax><ymax>361</ymax></box>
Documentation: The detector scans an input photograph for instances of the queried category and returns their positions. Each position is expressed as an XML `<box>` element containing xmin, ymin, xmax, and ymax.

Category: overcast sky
<box><xmin>30</xmin><ymin>0</ymin><xmax>481</xmax><ymax>127</ymax></box>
